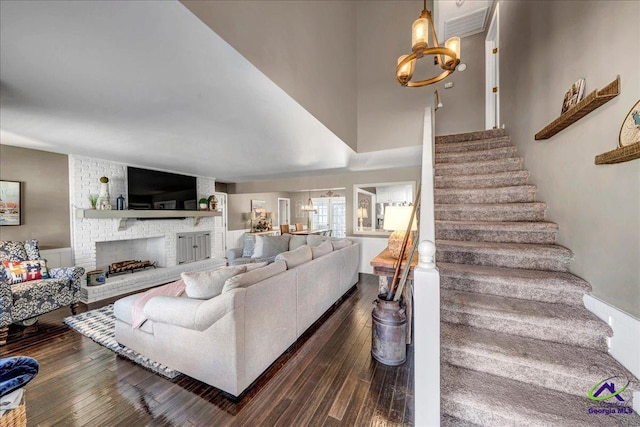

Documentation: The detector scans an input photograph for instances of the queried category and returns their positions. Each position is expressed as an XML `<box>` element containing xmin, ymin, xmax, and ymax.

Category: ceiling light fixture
<box><xmin>301</xmin><ymin>191</ymin><xmax>316</xmax><ymax>212</ymax></box>
<box><xmin>396</xmin><ymin>0</ymin><xmax>462</xmax><ymax>87</ymax></box>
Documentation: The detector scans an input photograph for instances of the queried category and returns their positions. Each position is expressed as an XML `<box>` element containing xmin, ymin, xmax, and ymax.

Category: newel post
<box><xmin>414</xmin><ymin>240</ymin><xmax>440</xmax><ymax>426</ymax></box>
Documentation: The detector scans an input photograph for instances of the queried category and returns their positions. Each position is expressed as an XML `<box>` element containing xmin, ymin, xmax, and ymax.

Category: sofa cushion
<box><xmin>289</xmin><ymin>235</ymin><xmax>307</xmax><ymax>251</ymax></box>
<box><xmin>222</xmin><ymin>260</ymin><xmax>286</xmax><ymax>293</ymax></box>
<box><xmin>306</xmin><ymin>235</ymin><xmax>330</xmax><ymax>247</ymax></box>
<box><xmin>311</xmin><ymin>240</ymin><xmax>333</xmax><ymax>259</ymax></box>
<box><xmin>23</xmin><ymin>240</ymin><xmax>41</xmax><ymax>260</ymax></box>
<box><xmin>252</xmin><ymin>234</ymin><xmax>290</xmax><ymax>259</ymax></box>
<box><xmin>244</xmin><ymin>262</ymin><xmax>268</xmax><ymax>271</ymax></box>
<box><xmin>275</xmin><ymin>245</ymin><xmax>312</xmax><ymax>269</ymax></box>
<box><xmin>0</xmin><ymin>241</ymin><xmax>28</xmax><ymax>262</ymax></box>
<box><xmin>182</xmin><ymin>266</ymin><xmax>246</xmax><ymax>299</ymax></box>
<box><xmin>242</xmin><ymin>234</ymin><xmax>257</xmax><ymax>258</ymax></box>
<box><xmin>1</xmin><ymin>260</ymin><xmax>49</xmax><ymax>285</ymax></box>
<box><xmin>331</xmin><ymin>238</ymin><xmax>353</xmax><ymax>250</ymax></box>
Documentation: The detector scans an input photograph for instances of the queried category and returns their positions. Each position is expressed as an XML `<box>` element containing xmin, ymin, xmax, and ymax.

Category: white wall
<box><xmin>500</xmin><ymin>0</ymin><xmax>640</xmax><ymax>317</ymax></box>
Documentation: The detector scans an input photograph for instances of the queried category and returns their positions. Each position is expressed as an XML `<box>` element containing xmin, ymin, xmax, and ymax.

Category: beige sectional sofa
<box><xmin>113</xmin><ymin>239</ymin><xmax>359</xmax><ymax>397</ymax></box>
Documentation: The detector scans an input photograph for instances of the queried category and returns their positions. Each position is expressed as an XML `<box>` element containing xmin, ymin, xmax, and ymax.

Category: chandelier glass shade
<box><xmin>396</xmin><ymin>1</ymin><xmax>461</xmax><ymax>87</ymax></box>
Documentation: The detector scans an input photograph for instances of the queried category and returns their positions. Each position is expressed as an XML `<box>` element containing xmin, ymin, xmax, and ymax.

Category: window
<box><xmin>311</xmin><ymin>197</ymin><xmax>346</xmax><ymax>237</ymax></box>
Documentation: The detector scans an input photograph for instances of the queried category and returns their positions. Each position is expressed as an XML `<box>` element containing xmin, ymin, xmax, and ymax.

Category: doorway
<box><xmin>485</xmin><ymin>2</ymin><xmax>500</xmax><ymax>129</ymax></box>
<box><xmin>278</xmin><ymin>198</ymin><xmax>290</xmax><ymax>226</ymax></box>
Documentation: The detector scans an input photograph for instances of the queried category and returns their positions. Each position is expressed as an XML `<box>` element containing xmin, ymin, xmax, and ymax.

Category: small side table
<box><xmin>370</xmin><ymin>248</ymin><xmax>417</xmax><ymax>344</ymax></box>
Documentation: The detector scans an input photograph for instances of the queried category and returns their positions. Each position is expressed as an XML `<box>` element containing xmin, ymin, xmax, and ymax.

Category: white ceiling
<box><xmin>0</xmin><ymin>1</ymin><xmax>425</xmax><ymax>183</ymax></box>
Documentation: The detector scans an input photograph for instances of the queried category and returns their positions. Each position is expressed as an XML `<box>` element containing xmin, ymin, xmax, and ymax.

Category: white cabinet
<box><xmin>177</xmin><ymin>232</ymin><xmax>211</xmax><ymax>264</ymax></box>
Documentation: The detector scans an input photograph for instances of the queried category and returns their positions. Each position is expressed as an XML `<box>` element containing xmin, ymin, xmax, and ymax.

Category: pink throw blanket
<box><xmin>131</xmin><ymin>279</ymin><xmax>185</xmax><ymax>329</ymax></box>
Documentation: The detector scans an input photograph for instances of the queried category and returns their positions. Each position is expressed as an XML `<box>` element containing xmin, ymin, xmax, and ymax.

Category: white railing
<box><xmin>415</xmin><ymin>106</ymin><xmax>441</xmax><ymax>426</ymax></box>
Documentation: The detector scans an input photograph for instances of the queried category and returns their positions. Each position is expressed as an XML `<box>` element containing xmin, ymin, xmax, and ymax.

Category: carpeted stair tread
<box><xmin>436</xmin><ymin>240</ymin><xmax>573</xmax><ymax>272</ymax></box>
<box><xmin>438</xmin><ymin>262</ymin><xmax>589</xmax><ymax>305</ymax></box>
<box><xmin>436</xmin><ymin>128</ymin><xmax>506</xmax><ymax>144</ymax></box>
<box><xmin>441</xmin><ymin>289</ymin><xmax>611</xmax><ymax>350</ymax></box>
<box><xmin>441</xmin><ymin>322</ymin><xmax>639</xmax><ymax>399</ymax></box>
<box><xmin>435</xmin><ymin>185</ymin><xmax>537</xmax><ymax>204</ymax></box>
<box><xmin>436</xmin><ymin>220</ymin><xmax>557</xmax><ymax>244</ymax></box>
<box><xmin>435</xmin><ymin>170</ymin><xmax>530</xmax><ymax>189</ymax></box>
<box><xmin>436</xmin><ymin>203</ymin><xmax>547</xmax><ymax>222</ymax></box>
<box><xmin>441</xmin><ymin>414</ymin><xmax>483</xmax><ymax>427</ymax></box>
<box><xmin>435</xmin><ymin>136</ymin><xmax>512</xmax><ymax>153</ymax></box>
<box><xmin>442</xmin><ymin>363</ymin><xmax>640</xmax><ymax>426</ymax></box>
<box><xmin>435</xmin><ymin>146</ymin><xmax>518</xmax><ymax>164</ymax></box>
<box><xmin>435</xmin><ymin>157</ymin><xmax>523</xmax><ymax>176</ymax></box>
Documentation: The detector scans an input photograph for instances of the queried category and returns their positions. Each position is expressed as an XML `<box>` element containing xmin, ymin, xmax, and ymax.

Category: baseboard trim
<box><xmin>583</xmin><ymin>294</ymin><xmax>640</xmax><ymax>378</ymax></box>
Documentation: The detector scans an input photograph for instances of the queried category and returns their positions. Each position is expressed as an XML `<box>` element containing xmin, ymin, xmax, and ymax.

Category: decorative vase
<box><xmin>97</xmin><ymin>181</ymin><xmax>111</xmax><ymax>210</ymax></box>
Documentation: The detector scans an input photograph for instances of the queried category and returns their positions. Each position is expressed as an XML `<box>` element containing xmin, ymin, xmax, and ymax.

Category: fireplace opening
<box><xmin>95</xmin><ymin>237</ymin><xmax>166</xmax><ymax>273</ymax></box>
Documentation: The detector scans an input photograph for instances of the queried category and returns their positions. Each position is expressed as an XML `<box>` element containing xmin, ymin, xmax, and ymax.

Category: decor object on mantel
<box><xmin>97</xmin><ymin>176</ymin><xmax>111</xmax><ymax>210</ymax></box>
<box><xmin>535</xmin><ymin>76</ymin><xmax>620</xmax><ymax>140</ymax></box>
<box><xmin>88</xmin><ymin>193</ymin><xmax>98</xmax><ymax>210</ymax></box>
<box><xmin>396</xmin><ymin>0</ymin><xmax>461</xmax><ymax>87</ymax></box>
<box><xmin>198</xmin><ymin>198</ymin><xmax>209</xmax><ymax>210</ymax></box>
<box><xmin>595</xmin><ymin>99</ymin><xmax>640</xmax><ymax>165</ymax></box>
<box><xmin>208</xmin><ymin>194</ymin><xmax>218</xmax><ymax>211</ymax></box>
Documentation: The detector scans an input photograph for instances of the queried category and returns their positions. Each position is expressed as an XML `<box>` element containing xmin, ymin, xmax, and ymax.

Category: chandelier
<box><xmin>396</xmin><ymin>0</ymin><xmax>461</xmax><ymax>87</ymax></box>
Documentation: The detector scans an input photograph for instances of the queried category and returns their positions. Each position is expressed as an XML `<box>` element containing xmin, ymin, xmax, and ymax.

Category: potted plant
<box><xmin>88</xmin><ymin>194</ymin><xmax>98</xmax><ymax>209</ymax></box>
<box><xmin>198</xmin><ymin>198</ymin><xmax>209</xmax><ymax>210</ymax></box>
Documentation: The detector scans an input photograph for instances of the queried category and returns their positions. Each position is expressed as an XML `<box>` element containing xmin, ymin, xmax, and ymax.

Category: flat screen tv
<box><xmin>127</xmin><ymin>167</ymin><xmax>197</xmax><ymax>210</ymax></box>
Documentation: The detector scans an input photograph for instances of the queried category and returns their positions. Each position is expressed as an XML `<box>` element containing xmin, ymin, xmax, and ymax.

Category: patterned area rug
<box><xmin>63</xmin><ymin>305</ymin><xmax>180</xmax><ymax>379</ymax></box>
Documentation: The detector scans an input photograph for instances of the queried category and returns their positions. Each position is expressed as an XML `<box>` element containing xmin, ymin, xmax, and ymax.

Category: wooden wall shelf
<box><xmin>75</xmin><ymin>209</ymin><xmax>221</xmax><ymax>230</ymax></box>
<box><xmin>535</xmin><ymin>76</ymin><xmax>620</xmax><ymax>140</ymax></box>
<box><xmin>595</xmin><ymin>142</ymin><xmax>640</xmax><ymax>165</ymax></box>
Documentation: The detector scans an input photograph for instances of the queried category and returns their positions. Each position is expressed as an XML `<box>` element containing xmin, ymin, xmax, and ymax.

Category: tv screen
<box><xmin>127</xmin><ymin>167</ymin><xmax>197</xmax><ymax>210</ymax></box>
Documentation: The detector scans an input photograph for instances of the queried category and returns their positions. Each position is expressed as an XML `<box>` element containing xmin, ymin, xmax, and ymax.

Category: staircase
<box><xmin>434</xmin><ymin>129</ymin><xmax>640</xmax><ymax>426</ymax></box>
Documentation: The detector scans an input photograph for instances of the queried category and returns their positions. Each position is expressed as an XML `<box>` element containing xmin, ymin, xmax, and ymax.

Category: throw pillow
<box><xmin>242</xmin><ymin>234</ymin><xmax>257</xmax><ymax>258</ymax></box>
<box><xmin>0</xmin><ymin>241</ymin><xmax>28</xmax><ymax>262</ymax></box>
<box><xmin>222</xmin><ymin>260</ymin><xmax>286</xmax><ymax>293</ymax></box>
<box><xmin>1</xmin><ymin>260</ymin><xmax>48</xmax><ymax>285</ymax></box>
<box><xmin>275</xmin><ymin>245</ymin><xmax>312</xmax><ymax>269</ymax></box>
<box><xmin>23</xmin><ymin>240</ymin><xmax>41</xmax><ymax>260</ymax></box>
<box><xmin>182</xmin><ymin>265</ymin><xmax>246</xmax><ymax>299</ymax></box>
<box><xmin>289</xmin><ymin>235</ymin><xmax>307</xmax><ymax>251</ymax></box>
<box><xmin>311</xmin><ymin>240</ymin><xmax>333</xmax><ymax>259</ymax></box>
<box><xmin>306</xmin><ymin>235</ymin><xmax>329</xmax><ymax>247</ymax></box>
<box><xmin>331</xmin><ymin>239</ymin><xmax>353</xmax><ymax>250</ymax></box>
<box><xmin>252</xmin><ymin>234</ymin><xmax>291</xmax><ymax>259</ymax></box>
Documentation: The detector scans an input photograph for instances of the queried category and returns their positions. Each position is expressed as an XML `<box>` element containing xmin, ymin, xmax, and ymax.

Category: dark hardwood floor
<box><xmin>2</xmin><ymin>274</ymin><xmax>414</xmax><ymax>426</ymax></box>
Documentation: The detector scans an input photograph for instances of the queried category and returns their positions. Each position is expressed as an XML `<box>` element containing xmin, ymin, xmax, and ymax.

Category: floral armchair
<box><xmin>0</xmin><ymin>240</ymin><xmax>84</xmax><ymax>345</ymax></box>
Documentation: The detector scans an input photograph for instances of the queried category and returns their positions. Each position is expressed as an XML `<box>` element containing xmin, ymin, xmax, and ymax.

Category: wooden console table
<box><xmin>370</xmin><ymin>248</ymin><xmax>418</xmax><ymax>344</ymax></box>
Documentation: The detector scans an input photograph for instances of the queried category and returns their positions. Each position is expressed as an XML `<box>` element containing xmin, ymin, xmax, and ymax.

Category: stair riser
<box><xmin>435</xmin><ymin>159</ymin><xmax>523</xmax><ymax>176</ymax></box>
<box><xmin>442</xmin><ymin>348</ymin><xmax>599</xmax><ymax>398</ymax></box>
<box><xmin>436</xmin><ymin>228</ymin><xmax>557</xmax><ymax>244</ymax></box>
<box><xmin>436</xmin><ymin>147</ymin><xmax>517</xmax><ymax>164</ymax></box>
<box><xmin>436</xmin><ymin>129</ymin><xmax>506</xmax><ymax>144</ymax></box>
<box><xmin>435</xmin><ymin>174</ymin><xmax>529</xmax><ymax>189</ymax></box>
<box><xmin>436</xmin><ymin>250</ymin><xmax>571</xmax><ymax>272</ymax></box>
<box><xmin>440</xmin><ymin>310</ymin><xmax>608</xmax><ymax>350</ymax></box>
<box><xmin>435</xmin><ymin>137</ymin><xmax>512</xmax><ymax>153</ymax></box>
<box><xmin>436</xmin><ymin>206</ymin><xmax>546</xmax><ymax>222</ymax></box>
<box><xmin>440</xmin><ymin>275</ymin><xmax>583</xmax><ymax>305</ymax></box>
<box><xmin>435</xmin><ymin>188</ymin><xmax>536</xmax><ymax>204</ymax></box>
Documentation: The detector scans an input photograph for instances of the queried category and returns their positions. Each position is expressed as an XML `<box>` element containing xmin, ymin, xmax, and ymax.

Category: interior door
<box><xmin>485</xmin><ymin>3</ymin><xmax>500</xmax><ymax>129</ymax></box>
<box><xmin>212</xmin><ymin>192</ymin><xmax>227</xmax><ymax>258</ymax></box>
<box><xmin>278</xmin><ymin>198</ymin><xmax>290</xmax><ymax>226</ymax></box>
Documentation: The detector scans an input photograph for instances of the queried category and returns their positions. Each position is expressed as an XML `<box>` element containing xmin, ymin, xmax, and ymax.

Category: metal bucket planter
<box><xmin>371</xmin><ymin>294</ymin><xmax>407</xmax><ymax>366</ymax></box>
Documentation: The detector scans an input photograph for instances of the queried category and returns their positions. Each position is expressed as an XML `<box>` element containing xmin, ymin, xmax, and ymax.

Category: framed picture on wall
<box><xmin>251</xmin><ymin>199</ymin><xmax>267</xmax><ymax>219</ymax></box>
<box><xmin>0</xmin><ymin>180</ymin><xmax>21</xmax><ymax>226</ymax></box>
<box><xmin>561</xmin><ymin>78</ymin><xmax>585</xmax><ymax>114</ymax></box>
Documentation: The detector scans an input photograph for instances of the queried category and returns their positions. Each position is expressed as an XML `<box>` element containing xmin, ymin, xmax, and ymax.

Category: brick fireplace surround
<box><xmin>70</xmin><ymin>155</ymin><xmax>225</xmax><ymax>303</ymax></box>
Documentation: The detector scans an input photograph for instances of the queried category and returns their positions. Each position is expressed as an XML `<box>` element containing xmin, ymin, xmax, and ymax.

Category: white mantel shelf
<box><xmin>76</xmin><ymin>209</ymin><xmax>221</xmax><ymax>230</ymax></box>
